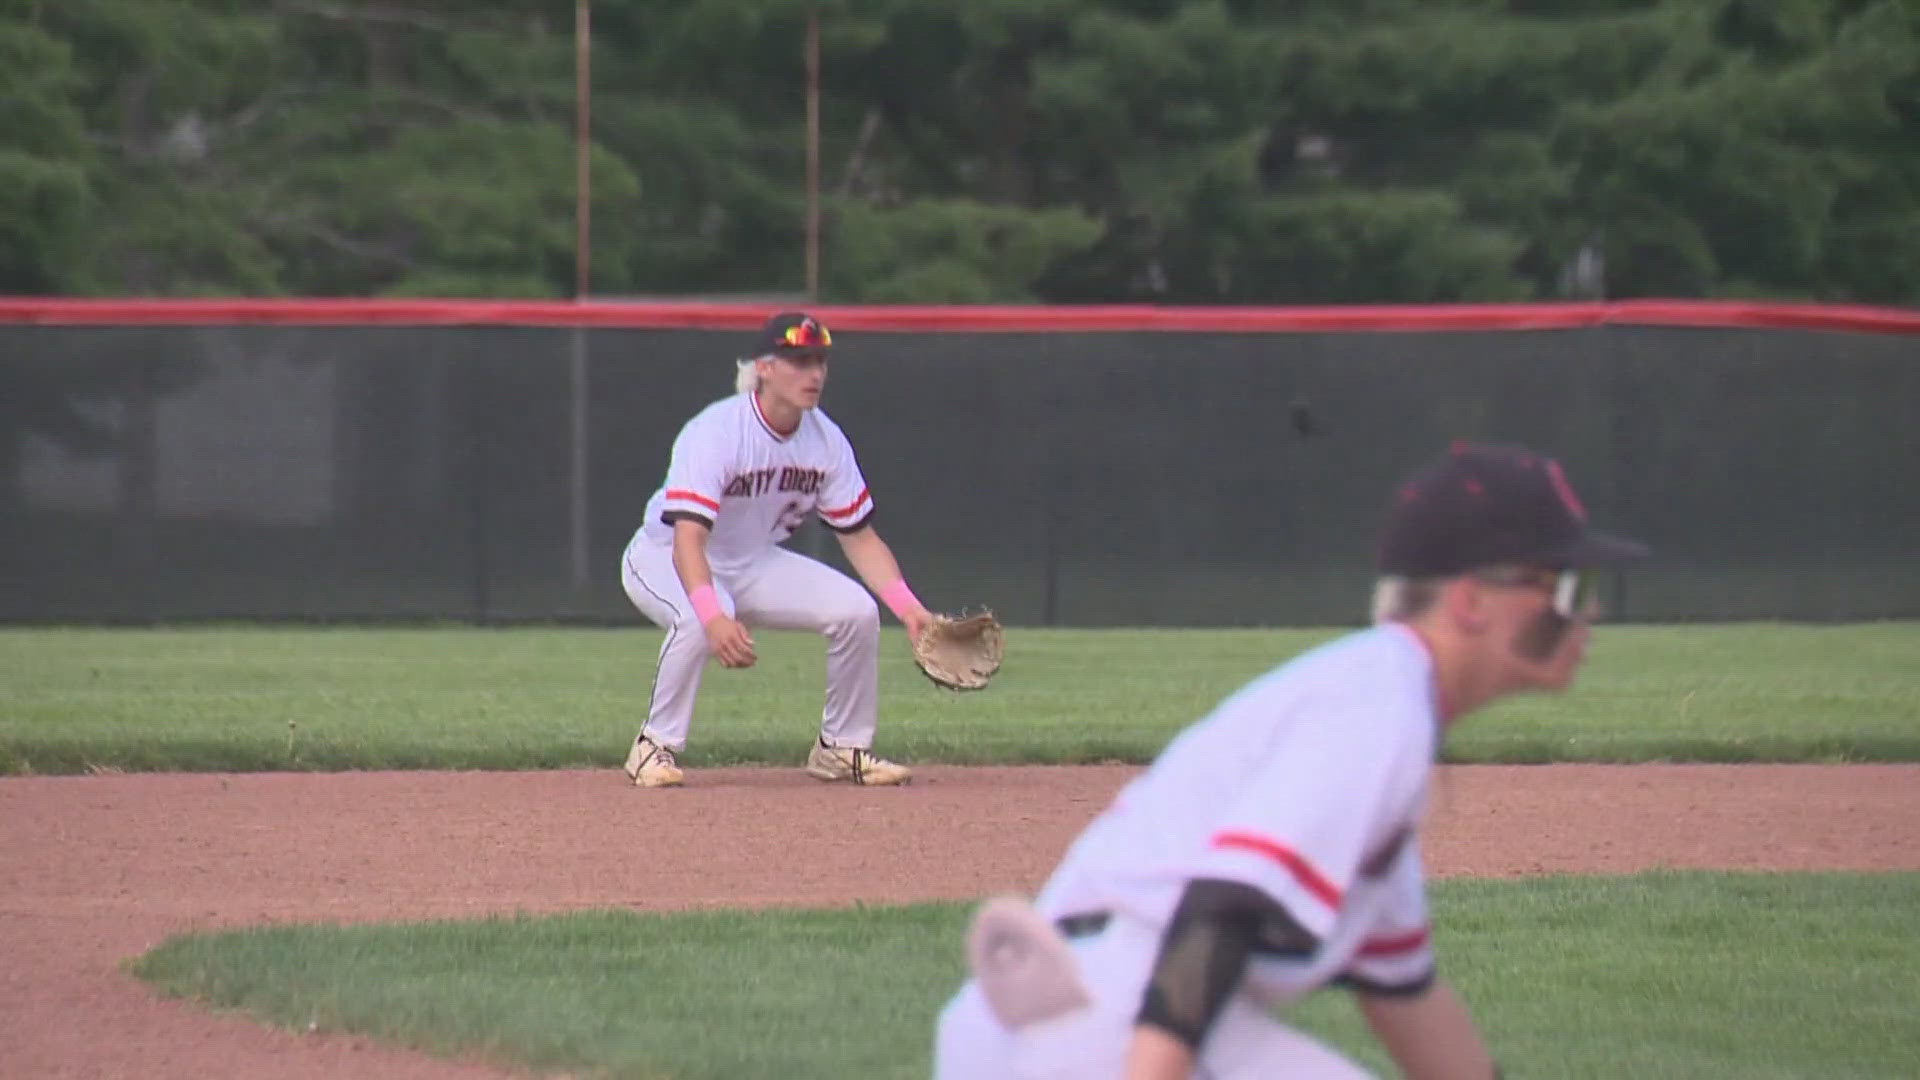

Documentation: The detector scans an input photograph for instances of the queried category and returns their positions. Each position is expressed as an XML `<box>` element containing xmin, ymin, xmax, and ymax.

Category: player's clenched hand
<box><xmin>703</xmin><ymin>615</ymin><xmax>757</xmax><ymax>668</ymax></box>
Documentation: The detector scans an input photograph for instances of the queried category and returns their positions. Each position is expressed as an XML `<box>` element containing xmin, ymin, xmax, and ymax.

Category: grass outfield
<box><xmin>130</xmin><ymin>872</ymin><xmax>1920</xmax><ymax>1080</ymax></box>
<box><xmin>3</xmin><ymin>621</ymin><xmax>1918</xmax><ymax>774</ymax></box>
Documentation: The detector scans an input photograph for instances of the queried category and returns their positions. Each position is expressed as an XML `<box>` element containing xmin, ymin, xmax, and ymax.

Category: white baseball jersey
<box><xmin>637</xmin><ymin>392</ymin><xmax>875</xmax><ymax>575</ymax></box>
<box><xmin>1035</xmin><ymin>623</ymin><xmax>1441</xmax><ymax>1002</ymax></box>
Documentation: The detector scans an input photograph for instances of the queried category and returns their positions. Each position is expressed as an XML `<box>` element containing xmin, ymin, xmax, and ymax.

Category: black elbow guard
<box><xmin>1135</xmin><ymin>878</ymin><xmax>1320</xmax><ymax>1048</ymax></box>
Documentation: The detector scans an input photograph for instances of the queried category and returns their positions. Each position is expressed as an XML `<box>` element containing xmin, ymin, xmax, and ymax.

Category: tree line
<box><xmin>4</xmin><ymin>0</ymin><xmax>1917</xmax><ymax>304</ymax></box>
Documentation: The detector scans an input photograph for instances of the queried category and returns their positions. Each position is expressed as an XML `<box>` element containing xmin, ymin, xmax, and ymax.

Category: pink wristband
<box><xmin>687</xmin><ymin>584</ymin><xmax>725</xmax><ymax>625</ymax></box>
<box><xmin>878</xmin><ymin>579</ymin><xmax>921</xmax><ymax>621</ymax></box>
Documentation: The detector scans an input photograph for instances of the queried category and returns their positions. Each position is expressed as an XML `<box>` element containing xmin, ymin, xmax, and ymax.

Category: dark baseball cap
<box><xmin>1377</xmin><ymin>442</ymin><xmax>1649</xmax><ymax>576</ymax></box>
<box><xmin>754</xmin><ymin>311</ymin><xmax>832</xmax><ymax>358</ymax></box>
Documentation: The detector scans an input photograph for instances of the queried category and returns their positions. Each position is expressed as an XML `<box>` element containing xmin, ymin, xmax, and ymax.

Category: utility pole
<box><xmin>806</xmin><ymin>8</ymin><xmax>821</xmax><ymax>302</ymax></box>
<box><xmin>575</xmin><ymin>0</ymin><xmax>593</xmax><ymax>301</ymax></box>
<box><xmin>569</xmin><ymin>0</ymin><xmax>593</xmax><ymax>589</ymax></box>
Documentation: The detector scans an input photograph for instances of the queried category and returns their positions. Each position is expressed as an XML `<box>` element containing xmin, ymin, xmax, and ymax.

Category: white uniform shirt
<box><xmin>636</xmin><ymin>393</ymin><xmax>875</xmax><ymax>576</ymax></box>
<box><xmin>1035</xmin><ymin>623</ymin><xmax>1441</xmax><ymax>1003</ymax></box>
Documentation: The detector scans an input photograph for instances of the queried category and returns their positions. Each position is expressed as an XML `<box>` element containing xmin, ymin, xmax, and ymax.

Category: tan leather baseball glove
<box><xmin>913</xmin><ymin>611</ymin><xmax>1005</xmax><ymax>691</ymax></box>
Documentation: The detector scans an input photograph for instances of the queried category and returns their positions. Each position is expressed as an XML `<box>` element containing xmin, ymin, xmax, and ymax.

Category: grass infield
<box><xmin>130</xmin><ymin>872</ymin><xmax>1920</xmax><ymax>1080</ymax></box>
<box><xmin>3</xmin><ymin>621</ymin><xmax>1919</xmax><ymax>774</ymax></box>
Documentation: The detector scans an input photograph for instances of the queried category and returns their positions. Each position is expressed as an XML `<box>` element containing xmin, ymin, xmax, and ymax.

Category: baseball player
<box><xmin>619</xmin><ymin>312</ymin><xmax>932</xmax><ymax>787</ymax></box>
<box><xmin>934</xmin><ymin>442</ymin><xmax>1648</xmax><ymax>1078</ymax></box>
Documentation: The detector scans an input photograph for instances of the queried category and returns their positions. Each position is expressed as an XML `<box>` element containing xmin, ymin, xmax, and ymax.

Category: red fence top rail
<box><xmin>2</xmin><ymin>297</ymin><xmax>1918</xmax><ymax>335</ymax></box>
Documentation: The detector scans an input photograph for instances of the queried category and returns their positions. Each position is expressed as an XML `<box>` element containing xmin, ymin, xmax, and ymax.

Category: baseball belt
<box><xmin>1054</xmin><ymin>911</ymin><xmax>1112</xmax><ymax>939</ymax></box>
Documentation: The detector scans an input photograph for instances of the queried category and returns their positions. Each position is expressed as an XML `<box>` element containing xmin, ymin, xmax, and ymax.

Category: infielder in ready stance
<box><xmin>619</xmin><ymin>312</ymin><xmax>930</xmax><ymax>788</ymax></box>
<box><xmin>935</xmin><ymin>442</ymin><xmax>1648</xmax><ymax>1078</ymax></box>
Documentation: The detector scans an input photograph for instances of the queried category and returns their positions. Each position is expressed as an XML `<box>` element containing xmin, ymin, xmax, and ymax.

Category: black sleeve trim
<box><xmin>1135</xmin><ymin>878</ymin><xmax>1320</xmax><ymax>1049</ymax></box>
<box><xmin>1335</xmin><ymin>966</ymin><xmax>1437</xmax><ymax>999</ymax></box>
<box><xmin>823</xmin><ymin>510</ymin><xmax>875</xmax><ymax>535</ymax></box>
<box><xmin>660</xmin><ymin>510</ymin><xmax>714</xmax><ymax>531</ymax></box>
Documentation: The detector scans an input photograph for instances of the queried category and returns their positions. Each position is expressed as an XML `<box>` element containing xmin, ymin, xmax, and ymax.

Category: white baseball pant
<box><xmin>933</xmin><ymin>912</ymin><xmax>1373</xmax><ymax>1079</ymax></box>
<box><xmin>620</xmin><ymin>536</ymin><xmax>881</xmax><ymax>752</ymax></box>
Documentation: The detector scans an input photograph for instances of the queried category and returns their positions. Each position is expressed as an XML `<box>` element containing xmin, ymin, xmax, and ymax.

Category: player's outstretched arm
<box><xmin>834</xmin><ymin>524</ymin><xmax>932</xmax><ymax>641</ymax></box>
<box><xmin>1357</xmin><ymin>976</ymin><xmax>1498</xmax><ymax>1080</ymax></box>
<box><xmin>671</xmin><ymin>519</ymin><xmax>756</xmax><ymax>668</ymax></box>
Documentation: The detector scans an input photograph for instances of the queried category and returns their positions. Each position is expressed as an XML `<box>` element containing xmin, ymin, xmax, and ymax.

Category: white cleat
<box><xmin>623</xmin><ymin>736</ymin><xmax>684</xmax><ymax>788</ymax></box>
<box><xmin>804</xmin><ymin>740</ymin><xmax>912</xmax><ymax>786</ymax></box>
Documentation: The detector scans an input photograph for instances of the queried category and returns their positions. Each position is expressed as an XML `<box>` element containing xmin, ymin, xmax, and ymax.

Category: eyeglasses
<box><xmin>780</xmin><ymin>319</ymin><xmax>831</xmax><ymax>349</ymax></box>
<box><xmin>1473</xmin><ymin>567</ymin><xmax>1597</xmax><ymax>619</ymax></box>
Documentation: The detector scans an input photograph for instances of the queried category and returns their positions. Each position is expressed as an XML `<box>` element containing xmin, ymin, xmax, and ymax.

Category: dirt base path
<box><xmin>4</xmin><ymin>764</ymin><xmax>1918</xmax><ymax>1079</ymax></box>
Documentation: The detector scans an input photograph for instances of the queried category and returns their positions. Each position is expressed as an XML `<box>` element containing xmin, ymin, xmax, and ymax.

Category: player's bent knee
<box><xmin>821</xmin><ymin>596</ymin><xmax>880</xmax><ymax>638</ymax></box>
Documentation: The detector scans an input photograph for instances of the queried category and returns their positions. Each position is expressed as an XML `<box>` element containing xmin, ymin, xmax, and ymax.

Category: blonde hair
<box><xmin>734</xmin><ymin>356</ymin><xmax>765</xmax><ymax>395</ymax></box>
<box><xmin>1370</xmin><ymin>576</ymin><xmax>1443</xmax><ymax>624</ymax></box>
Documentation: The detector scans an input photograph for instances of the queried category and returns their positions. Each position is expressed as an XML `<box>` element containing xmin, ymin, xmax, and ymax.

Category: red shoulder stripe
<box><xmin>1358</xmin><ymin>927</ymin><xmax>1430</xmax><ymax>957</ymax></box>
<box><xmin>821</xmin><ymin>487</ymin><xmax>871</xmax><ymax>521</ymax></box>
<box><xmin>665</xmin><ymin>489</ymin><xmax>721</xmax><ymax>512</ymax></box>
<box><xmin>1211</xmin><ymin>831</ymin><xmax>1343</xmax><ymax>910</ymax></box>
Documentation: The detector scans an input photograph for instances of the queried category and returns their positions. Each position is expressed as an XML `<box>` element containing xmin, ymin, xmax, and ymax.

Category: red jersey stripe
<box><xmin>665</xmin><ymin>489</ymin><xmax>721</xmax><ymax>512</ymax></box>
<box><xmin>1358</xmin><ymin>927</ymin><xmax>1430</xmax><ymax>957</ymax></box>
<box><xmin>1211</xmin><ymin>832</ymin><xmax>1343</xmax><ymax>910</ymax></box>
<box><xmin>821</xmin><ymin>487</ymin><xmax>871</xmax><ymax>520</ymax></box>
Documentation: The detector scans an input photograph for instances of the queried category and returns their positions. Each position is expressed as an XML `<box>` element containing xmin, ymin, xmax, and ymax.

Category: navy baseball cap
<box><xmin>754</xmin><ymin>312</ymin><xmax>832</xmax><ymax>358</ymax></box>
<box><xmin>1377</xmin><ymin>442</ymin><xmax>1648</xmax><ymax>576</ymax></box>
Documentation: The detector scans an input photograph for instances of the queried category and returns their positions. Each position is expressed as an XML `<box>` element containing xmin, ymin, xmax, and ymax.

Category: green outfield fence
<box><xmin>1</xmin><ymin>298</ymin><xmax>1916</xmax><ymax>626</ymax></box>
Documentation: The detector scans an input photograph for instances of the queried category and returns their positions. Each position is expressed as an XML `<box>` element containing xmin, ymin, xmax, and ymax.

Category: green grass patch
<box><xmin>4</xmin><ymin>622</ymin><xmax>1918</xmax><ymax>775</ymax></box>
<box><xmin>130</xmin><ymin>872</ymin><xmax>1920</xmax><ymax>1079</ymax></box>
<box><xmin>1294</xmin><ymin>873</ymin><xmax>1920</xmax><ymax>1079</ymax></box>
